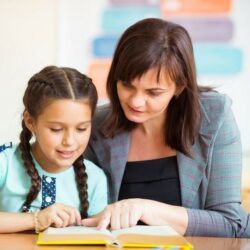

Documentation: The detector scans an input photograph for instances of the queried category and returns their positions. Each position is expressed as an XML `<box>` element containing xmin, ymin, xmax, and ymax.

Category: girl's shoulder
<box><xmin>0</xmin><ymin>142</ymin><xmax>19</xmax><ymax>162</ymax></box>
<box><xmin>0</xmin><ymin>142</ymin><xmax>15</xmax><ymax>153</ymax></box>
<box><xmin>83</xmin><ymin>159</ymin><xmax>106</xmax><ymax>178</ymax></box>
<box><xmin>0</xmin><ymin>143</ymin><xmax>22</xmax><ymax>188</ymax></box>
<box><xmin>83</xmin><ymin>159</ymin><xmax>107</xmax><ymax>188</ymax></box>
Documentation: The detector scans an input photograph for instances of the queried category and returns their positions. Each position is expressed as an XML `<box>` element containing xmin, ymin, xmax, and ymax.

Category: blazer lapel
<box><xmin>108</xmin><ymin>131</ymin><xmax>130</xmax><ymax>202</ymax></box>
<box><xmin>177</xmin><ymin>134</ymin><xmax>211</xmax><ymax>207</ymax></box>
<box><xmin>178</xmin><ymin>101</ymin><xmax>213</xmax><ymax>208</ymax></box>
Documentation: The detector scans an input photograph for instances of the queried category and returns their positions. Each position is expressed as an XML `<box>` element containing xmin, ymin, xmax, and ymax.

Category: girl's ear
<box><xmin>23</xmin><ymin>111</ymin><xmax>35</xmax><ymax>134</ymax></box>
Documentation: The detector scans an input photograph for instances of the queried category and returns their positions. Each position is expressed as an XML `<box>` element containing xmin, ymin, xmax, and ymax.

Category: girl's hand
<box><xmin>37</xmin><ymin>203</ymin><xmax>82</xmax><ymax>231</ymax></box>
<box><xmin>82</xmin><ymin>198</ymin><xmax>145</xmax><ymax>230</ymax></box>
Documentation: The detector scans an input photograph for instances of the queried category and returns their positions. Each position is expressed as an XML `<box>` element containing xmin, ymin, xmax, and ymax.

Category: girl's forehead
<box><xmin>39</xmin><ymin>99</ymin><xmax>91</xmax><ymax>117</ymax></box>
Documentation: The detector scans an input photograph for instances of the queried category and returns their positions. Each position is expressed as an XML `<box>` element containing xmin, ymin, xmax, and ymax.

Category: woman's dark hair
<box><xmin>19</xmin><ymin>66</ymin><xmax>98</xmax><ymax>215</ymax></box>
<box><xmin>104</xmin><ymin>18</ymin><xmax>205</xmax><ymax>157</ymax></box>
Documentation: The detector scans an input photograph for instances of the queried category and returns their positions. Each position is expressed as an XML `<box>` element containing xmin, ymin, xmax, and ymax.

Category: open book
<box><xmin>37</xmin><ymin>225</ymin><xmax>193</xmax><ymax>249</ymax></box>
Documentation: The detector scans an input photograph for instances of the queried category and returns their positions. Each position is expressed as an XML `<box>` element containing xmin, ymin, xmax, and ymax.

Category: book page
<box><xmin>110</xmin><ymin>225</ymin><xmax>191</xmax><ymax>248</ymax></box>
<box><xmin>46</xmin><ymin>226</ymin><xmax>111</xmax><ymax>236</ymax></box>
<box><xmin>111</xmin><ymin>225</ymin><xmax>179</xmax><ymax>238</ymax></box>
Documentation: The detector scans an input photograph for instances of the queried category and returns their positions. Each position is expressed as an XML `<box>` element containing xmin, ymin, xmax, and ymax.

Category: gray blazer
<box><xmin>85</xmin><ymin>91</ymin><xmax>250</xmax><ymax>237</ymax></box>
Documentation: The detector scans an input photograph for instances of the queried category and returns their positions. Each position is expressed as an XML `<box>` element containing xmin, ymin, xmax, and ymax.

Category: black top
<box><xmin>118</xmin><ymin>156</ymin><xmax>182</xmax><ymax>206</ymax></box>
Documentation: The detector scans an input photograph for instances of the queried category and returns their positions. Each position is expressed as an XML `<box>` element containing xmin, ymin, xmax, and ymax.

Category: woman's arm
<box><xmin>185</xmin><ymin>101</ymin><xmax>248</xmax><ymax>237</ymax></box>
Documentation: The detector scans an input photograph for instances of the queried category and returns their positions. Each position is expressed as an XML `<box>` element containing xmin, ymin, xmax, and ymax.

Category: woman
<box><xmin>83</xmin><ymin>18</ymin><xmax>250</xmax><ymax>237</ymax></box>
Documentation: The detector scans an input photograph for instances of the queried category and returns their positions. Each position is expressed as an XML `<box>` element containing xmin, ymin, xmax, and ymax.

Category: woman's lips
<box><xmin>128</xmin><ymin>105</ymin><xmax>144</xmax><ymax>114</ymax></box>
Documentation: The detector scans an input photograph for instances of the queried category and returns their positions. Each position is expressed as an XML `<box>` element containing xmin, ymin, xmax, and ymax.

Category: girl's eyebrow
<box><xmin>46</xmin><ymin>121</ymin><xmax>91</xmax><ymax>125</ymax></box>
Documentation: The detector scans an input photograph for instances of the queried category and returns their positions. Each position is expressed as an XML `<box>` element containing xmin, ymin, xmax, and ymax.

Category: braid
<box><xmin>19</xmin><ymin>120</ymin><xmax>41</xmax><ymax>212</ymax></box>
<box><xmin>73</xmin><ymin>155</ymin><xmax>89</xmax><ymax>218</ymax></box>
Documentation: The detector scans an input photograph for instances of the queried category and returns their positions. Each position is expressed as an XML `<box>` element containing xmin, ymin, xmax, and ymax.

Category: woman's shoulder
<box><xmin>200</xmin><ymin>90</ymin><xmax>231</xmax><ymax>108</ymax></box>
<box><xmin>92</xmin><ymin>104</ymin><xmax>111</xmax><ymax>126</ymax></box>
<box><xmin>199</xmin><ymin>91</ymin><xmax>232</xmax><ymax>120</ymax></box>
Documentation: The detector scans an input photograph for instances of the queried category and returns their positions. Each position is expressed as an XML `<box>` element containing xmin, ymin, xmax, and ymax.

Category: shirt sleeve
<box><xmin>185</xmin><ymin>98</ymin><xmax>250</xmax><ymax>237</ymax></box>
<box><xmin>0</xmin><ymin>151</ymin><xmax>8</xmax><ymax>190</ymax></box>
<box><xmin>85</xmin><ymin>160</ymin><xmax>108</xmax><ymax>216</ymax></box>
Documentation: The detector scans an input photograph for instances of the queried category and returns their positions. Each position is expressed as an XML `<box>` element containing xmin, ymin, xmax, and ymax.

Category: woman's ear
<box><xmin>175</xmin><ymin>86</ymin><xmax>185</xmax><ymax>98</ymax></box>
<box><xmin>23</xmin><ymin>111</ymin><xmax>35</xmax><ymax>134</ymax></box>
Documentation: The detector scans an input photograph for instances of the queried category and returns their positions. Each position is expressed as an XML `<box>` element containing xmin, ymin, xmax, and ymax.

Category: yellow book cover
<box><xmin>37</xmin><ymin>225</ymin><xmax>193</xmax><ymax>249</ymax></box>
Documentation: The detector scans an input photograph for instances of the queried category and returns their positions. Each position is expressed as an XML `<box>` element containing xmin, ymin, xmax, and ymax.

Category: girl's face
<box><xmin>117</xmin><ymin>68</ymin><xmax>178</xmax><ymax>126</ymax></box>
<box><xmin>25</xmin><ymin>99</ymin><xmax>92</xmax><ymax>173</ymax></box>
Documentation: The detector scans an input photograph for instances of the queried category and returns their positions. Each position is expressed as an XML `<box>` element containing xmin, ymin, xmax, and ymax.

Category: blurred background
<box><xmin>0</xmin><ymin>0</ymin><xmax>249</xmax><ymax>210</ymax></box>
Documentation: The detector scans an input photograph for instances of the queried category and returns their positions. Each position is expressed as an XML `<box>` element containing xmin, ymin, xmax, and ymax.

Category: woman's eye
<box><xmin>148</xmin><ymin>91</ymin><xmax>161</xmax><ymax>96</ymax></box>
<box><xmin>121</xmin><ymin>81</ymin><xmax>131</xmax><ymax>87</ymax></box>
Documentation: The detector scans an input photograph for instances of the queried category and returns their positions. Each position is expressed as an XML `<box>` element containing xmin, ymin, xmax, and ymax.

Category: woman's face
<box><xmin>117</xmin><ymin>68</ymin><xmax>177</xmax><ymax>125</ymax></box>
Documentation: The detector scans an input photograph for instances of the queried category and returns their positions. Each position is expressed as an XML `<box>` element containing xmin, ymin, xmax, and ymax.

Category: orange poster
<box><xmin>161</xmin><ymin>0</ymin><xmax>231</xmax><ymax>16</ymax></box>
<box><xmin>87</xmin><ymin>59</ymin><xmax>111</xmax><ymax>101</ymax></box>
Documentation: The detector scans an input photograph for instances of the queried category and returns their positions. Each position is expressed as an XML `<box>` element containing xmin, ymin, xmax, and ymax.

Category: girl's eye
<box><xmin>77</xmin><ymin>128</ymin><xmax>87</xmax><ymax>132</ymax></box>
<box><xmin>50</xmin><ymin>128</ymin><xmax>62</xmax><ymax>132</ymax></box>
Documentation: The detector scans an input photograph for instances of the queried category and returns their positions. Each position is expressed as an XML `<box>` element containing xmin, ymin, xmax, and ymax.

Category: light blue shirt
<box><xmin>0</xmin><ymin>144</ymin><xmax>108</xmax><ymax>216</ymax></box>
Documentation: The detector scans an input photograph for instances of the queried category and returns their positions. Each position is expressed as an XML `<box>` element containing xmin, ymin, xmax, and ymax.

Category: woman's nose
<box><xmin>130</xmin><ymin>93</ymin><xmax>145</xmax><ymax>108</ymax></box>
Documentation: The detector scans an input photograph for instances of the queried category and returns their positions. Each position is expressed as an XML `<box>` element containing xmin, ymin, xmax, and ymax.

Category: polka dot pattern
<box><xmin>41</xmin><ymin>175</ymin><xmax>56</xmax><ymax>209</ymax></box>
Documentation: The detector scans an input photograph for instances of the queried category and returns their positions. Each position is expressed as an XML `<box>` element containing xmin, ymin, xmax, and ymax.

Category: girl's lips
<box><xmin>57</xmin><ymin>150</ymin><xmax>75</xmax><ymax>159</ymax></box>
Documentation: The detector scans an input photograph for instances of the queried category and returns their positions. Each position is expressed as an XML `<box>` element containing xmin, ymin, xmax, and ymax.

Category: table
<box><xmin>0</xmin><ymin>233</ymin><xmax>249</xmax><ymax>250</ymax></box>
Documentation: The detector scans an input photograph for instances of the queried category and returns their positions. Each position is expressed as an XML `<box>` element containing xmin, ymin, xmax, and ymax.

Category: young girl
<box><xmin>0</xmin><ymin>66</ymin><xmax>108</xmax><ymax>233</ymax></box>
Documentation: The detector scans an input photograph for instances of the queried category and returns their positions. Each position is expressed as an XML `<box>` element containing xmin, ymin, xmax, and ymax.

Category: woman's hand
<box><xmin>82</xmin><ymin>199</ymin><xmax>144</xmax><ymax>230</ymax></box>
<box><xmin>37</xmin><ymin>203</ymin><xmax>82</xmax><ymax>231</ymax></box>
<box><xmin>82</xmin><ymin>198</ymin><xmax>145</xmax><ymax>230</ymax></box>
<box><xmin>82</xmin><ymin>198</ymin><xmax>188</xmax><ymax>235</ymax></box>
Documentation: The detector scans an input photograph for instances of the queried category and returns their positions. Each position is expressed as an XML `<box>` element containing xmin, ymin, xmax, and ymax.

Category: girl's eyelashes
<box><xmin>50</xmin><ymin>128</ymin><xmax>62</xmax><ymax>132</ymax></box>
<box><xmin>77</xmin><ymin>127</ymin><xmax>88</xmax><ymax>132</ymax></box>
<box><xmin>50</xmin><ymin>127</ymin><xmax>89</xmax><ymax>133</ymax></box>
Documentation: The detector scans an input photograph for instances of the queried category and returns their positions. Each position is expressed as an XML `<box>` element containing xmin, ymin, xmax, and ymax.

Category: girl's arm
<box><xmin>0</xmin><ymin>203</ymin><xmax>82</xmax><ymax>233</ymax></box>
<box><xmin>0</xmin><ymin>212</ymin><xmax>34</xmax><ymax>233</ymax></box>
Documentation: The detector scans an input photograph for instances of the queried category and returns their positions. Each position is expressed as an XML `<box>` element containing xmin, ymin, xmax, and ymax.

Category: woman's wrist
<box><xmin>138</xmin><ymin>199</ymin><xmax>188</xmax><ymax>235</ymax></box>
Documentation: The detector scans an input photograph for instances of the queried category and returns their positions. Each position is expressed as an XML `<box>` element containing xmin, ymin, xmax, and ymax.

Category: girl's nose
<box><xmin>62</xmin><ymin>132</ymin><xmax>75</xmax><ymax>146</ymax></box>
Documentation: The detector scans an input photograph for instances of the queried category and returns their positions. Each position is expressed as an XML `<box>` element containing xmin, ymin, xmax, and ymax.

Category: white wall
<box><xmin>0</xmin><ymin>0</ymin><xmax>59</xmax><ymax>144</ymax></box>
<box><xmin>0</xmin><ymin>0</ymin><xmax>106</xmax><ymax>144</ymax></box>
<box><xmin>0</xmin><ymin>0</ymin><xmax>249</xmax><ymax>157</ymax></box>
<box><xmin>199</xmin><ymin>0</ymin><xmax>250</xmax><ymax>154</ymax></box>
